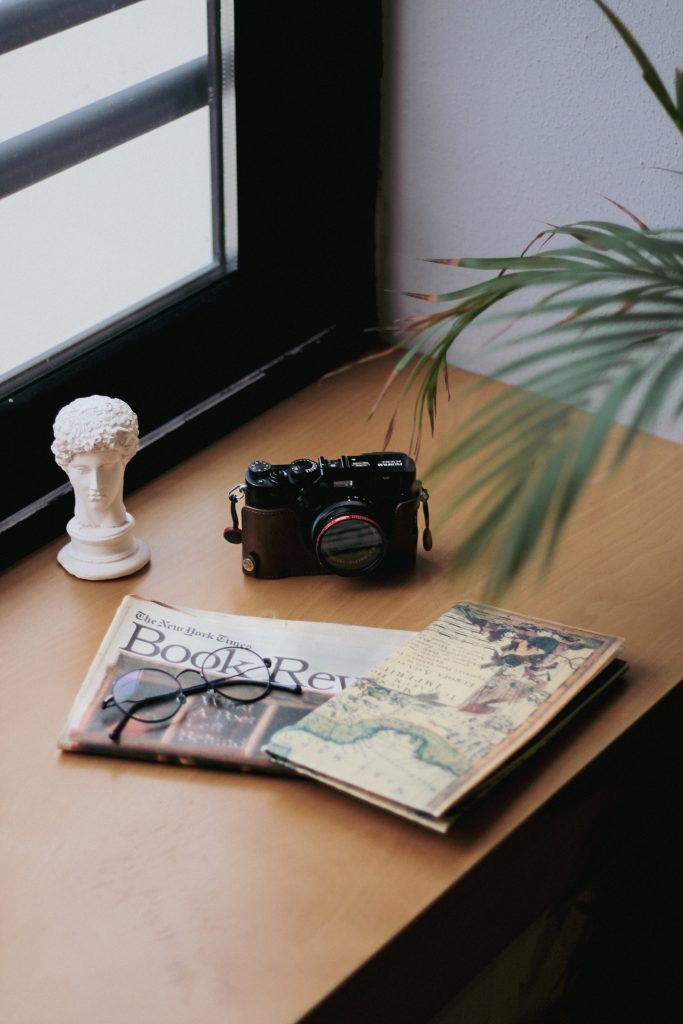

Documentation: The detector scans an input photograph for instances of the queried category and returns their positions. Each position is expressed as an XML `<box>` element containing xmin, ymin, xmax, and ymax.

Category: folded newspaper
<box><xmin>58</xmin><ymin>595</ymin><xmax>414</xmax><ymax>774</ymax></box>
<box><xmin>265</xmin><ymin>601</ymin><xmax>627</xmax><ymax>831</ymax></box>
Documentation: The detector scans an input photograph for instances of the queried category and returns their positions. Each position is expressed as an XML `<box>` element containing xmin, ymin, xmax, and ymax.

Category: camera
<box><xmin>226</xmin><ymin>452</ymin><xmax>430</xmax><ymax>579</ymax></box>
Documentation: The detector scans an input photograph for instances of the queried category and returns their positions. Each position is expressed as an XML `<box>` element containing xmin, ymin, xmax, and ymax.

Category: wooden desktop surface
<box><xmin>2</xmin><ymin>351</ymin><xmax>682</xmax><ymax>1024</ymax></box>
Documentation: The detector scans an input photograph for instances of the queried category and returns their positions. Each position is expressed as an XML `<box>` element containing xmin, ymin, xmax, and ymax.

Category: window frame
<box><xmin>1</xmin><ymin>0</ymin><xmax>383</xmax><ymax>570</ymax></box>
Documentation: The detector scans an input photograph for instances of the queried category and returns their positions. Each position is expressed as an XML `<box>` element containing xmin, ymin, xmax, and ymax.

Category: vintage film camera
<box><xmin>224</xmin><ymin>452</ymin><xmax>431</xmax><ymax>579</ymax></box>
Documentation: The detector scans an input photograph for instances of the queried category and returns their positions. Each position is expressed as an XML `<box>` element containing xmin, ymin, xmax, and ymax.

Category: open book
<box><xmin>58</xmin><ymin>595</ymin><xmax>414</xmax><ymax>774</ymax></box>
<box><xmin>265</xmin><ymin>602</ymin><xmax>627</xmax><ymax>830</ymax></box>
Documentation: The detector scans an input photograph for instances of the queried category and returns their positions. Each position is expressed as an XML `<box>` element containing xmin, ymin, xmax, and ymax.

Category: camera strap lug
<box><xmin>224</xmin><ymin>484</ymin><xmax>245</xmax><ymax>544</ymax></box>
<box><xmin>419</xmin><ymin>486</ymin><xmax>433</xmax><ymax>551</ymax></box>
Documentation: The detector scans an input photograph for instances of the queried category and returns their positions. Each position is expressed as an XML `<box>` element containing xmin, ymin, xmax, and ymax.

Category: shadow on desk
<box><xmin>429</xmin><ymin>684</ymin><xmax>683</xmax><ymax>1024</ymax></box>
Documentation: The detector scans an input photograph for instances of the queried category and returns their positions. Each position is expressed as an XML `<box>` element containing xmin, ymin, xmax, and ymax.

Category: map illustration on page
<box><xmin>266</xmin><ymin>602</ymin><xmax>626</xmax><ymax>830</ymax></box>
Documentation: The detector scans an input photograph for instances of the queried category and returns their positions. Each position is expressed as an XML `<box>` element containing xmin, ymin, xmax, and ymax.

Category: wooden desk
<box><xmin>2</xmin><ymin>352</ymin><xmax>682</xmax><ymax>1024</ymax></box>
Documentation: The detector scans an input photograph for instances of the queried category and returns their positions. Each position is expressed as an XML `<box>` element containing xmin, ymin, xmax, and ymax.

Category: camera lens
<box><xmin>313</xmin><ymin>504</ymin><xmax>386</xmax><ymax>576</ymax></box>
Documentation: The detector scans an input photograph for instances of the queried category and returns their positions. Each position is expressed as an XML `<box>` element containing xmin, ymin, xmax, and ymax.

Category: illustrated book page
<box><xmin>58</xmin><ymin>594</ymin><xmax>415</xmax><ymax>774</ymax></box>
<box><xmin>266</xmin><ymin>601</ymin><xmax>626</xmax><ymax>825</ymax></box>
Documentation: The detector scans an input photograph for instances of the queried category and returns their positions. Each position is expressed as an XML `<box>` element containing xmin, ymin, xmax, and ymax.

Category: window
<box><xmin>0</xmin><ymin>0</ymin><xmax>235</xmax><ymax>382</ymax></box>
<box><xmin>0</xmin><ymin>1</ymin><xmax>382</xmax><ymax>569</ymax></box>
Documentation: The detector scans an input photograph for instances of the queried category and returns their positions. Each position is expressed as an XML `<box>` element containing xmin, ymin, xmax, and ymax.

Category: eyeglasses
<box><xmin>101</xmin><ymin>644</ymin><xmax>300</xmax><ymax>742</ymax></box>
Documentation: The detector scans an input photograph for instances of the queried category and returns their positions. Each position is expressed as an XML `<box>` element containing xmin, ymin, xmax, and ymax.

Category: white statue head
<box><xmin>52</xmin><ymin>396</ymin><xmax>140</xmax><ymax>529</ymax></box>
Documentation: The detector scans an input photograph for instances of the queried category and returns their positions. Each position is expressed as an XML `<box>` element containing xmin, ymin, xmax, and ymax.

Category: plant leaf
<box><xmin>386</xmin><ymin>215</ymin><xmax>683</xmax><ymax>598</ymax></box>
<box><xmin>592</xmin><ymin>0</ymin><xmax>683</xmax><ymax>135</ymax></box>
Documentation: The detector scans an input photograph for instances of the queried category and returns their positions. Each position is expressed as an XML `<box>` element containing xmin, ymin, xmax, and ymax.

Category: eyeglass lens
<box><xmin>111</xmin><ymin>667</ymin><xmax>183</xmax><ymax>724</ymax></box>
<box><xmin>199</xmin><ymin>645</ymin><xmax>271</xmax><ymax>703</ymax></box>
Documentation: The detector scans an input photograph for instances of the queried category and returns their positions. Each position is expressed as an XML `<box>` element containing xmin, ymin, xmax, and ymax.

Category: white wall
<box><xmin>380</xmin><ymin>0</ymin><xmax>683</xmax><ymax>441</ymax></box>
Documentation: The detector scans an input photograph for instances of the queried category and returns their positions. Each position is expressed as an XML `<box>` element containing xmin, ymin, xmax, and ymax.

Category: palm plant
<box><xmin>378</xmin><ymin>0</ymin><xmax>683</xmax><ymax>599</ymax></box>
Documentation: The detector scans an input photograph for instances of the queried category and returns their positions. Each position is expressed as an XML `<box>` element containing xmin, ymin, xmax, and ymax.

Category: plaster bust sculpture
<box><xmin>51</xmin><ymin>395</ymin><xmax>150</xmax><ymax>580</ymax></box>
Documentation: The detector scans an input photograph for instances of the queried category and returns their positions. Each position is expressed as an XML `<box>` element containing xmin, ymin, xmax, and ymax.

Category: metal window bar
<box><xmin>1</xmin><ymin>0</ymin><xmax>234</xmax><ymax>273</ymax></box>
<box><xmin>0</xmin><ymin>0</ymin><xmax>235</xmax><ymax>365</ymax></box>
<box><xmin>0</xmin><ymin>57</ymin><xmax>209</xmax><ymax>201</ymax></box>
<box><xmin>0</xmin><ymin>0</ymin><xmax>143</xmax><ymax>56</ymax></box>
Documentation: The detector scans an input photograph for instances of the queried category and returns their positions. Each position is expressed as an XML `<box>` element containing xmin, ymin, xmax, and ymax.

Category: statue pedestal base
<box><xmin>57</xmin><ymin>513</ymin><xmax>150</xmax><ymax>580</ymax></box>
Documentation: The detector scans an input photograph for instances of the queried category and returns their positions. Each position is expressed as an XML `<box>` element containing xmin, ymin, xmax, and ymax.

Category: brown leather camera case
<box><xmin>240</xmin><ymin>498</ymin><xmax>420</xmax><ymax>578</ymax></box>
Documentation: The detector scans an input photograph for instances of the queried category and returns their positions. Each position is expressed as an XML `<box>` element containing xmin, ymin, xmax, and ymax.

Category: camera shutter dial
<box><xmin>248</xmin><ymin>460</ymin><xmax>271</xmax><ymax>478</ymax></box>
<box><xmin>290</xmin><ymin>458</ymin><xmax>319</xmax><ymax>478</ymax></box>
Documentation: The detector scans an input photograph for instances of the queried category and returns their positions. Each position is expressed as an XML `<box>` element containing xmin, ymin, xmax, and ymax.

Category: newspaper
<box><xmin>266</xmin><ymin>601</ymin><xmax>627</xmax><ymax>829</ymax></box>
<box><xmin>58</xmin><ymin>595</ymin><xmax>415</xmax><ymax>774</ymax></box>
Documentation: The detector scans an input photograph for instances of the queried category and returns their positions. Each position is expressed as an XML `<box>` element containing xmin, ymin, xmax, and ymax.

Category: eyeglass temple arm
<box><xmin>108</xmin><ymin>711</ymin><xmax>132</xmax><ymax>743</ymax></box>
<box><xmin>259</xmin><ymin>657</ymin><xmax>301</xmax><ymax>693</ymax></box>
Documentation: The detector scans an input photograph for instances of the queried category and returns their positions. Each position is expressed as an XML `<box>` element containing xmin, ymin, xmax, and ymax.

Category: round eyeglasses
<box><xmin>102</xmin><ymin>644</ymin><xmax>300</xmax><ymax>742</ymax></box>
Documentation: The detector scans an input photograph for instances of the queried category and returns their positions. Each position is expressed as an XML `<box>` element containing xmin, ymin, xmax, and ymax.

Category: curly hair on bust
<box><xmin>51</xmin><ymin>395</ymin><xmax>139</xmax><ymax>470</ymax></box>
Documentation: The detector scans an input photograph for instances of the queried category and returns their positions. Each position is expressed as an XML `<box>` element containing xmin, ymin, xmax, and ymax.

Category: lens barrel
<box><xmin>313</xmin><ymin>503</ymin><xmax>386</xmax><ymax>576</ymax></box>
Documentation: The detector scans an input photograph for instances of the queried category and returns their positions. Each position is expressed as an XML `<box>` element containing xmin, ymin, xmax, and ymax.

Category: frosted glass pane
<box><xmin>0</xmin><ymin>110</ymin><xmax>213</xmax><ymax>378</ymax></box>
<box><xmin>0</xmin><ymin>0</ymin><xmax>208</xmax><ymax>143</ymax></box>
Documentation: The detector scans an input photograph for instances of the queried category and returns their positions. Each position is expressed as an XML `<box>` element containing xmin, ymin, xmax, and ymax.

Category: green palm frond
<box><xmin>375</xmin><ymin>0</ymin><xmax>683</xmax><ymax>598</ymax></box>
<box><xmin>591</xmin><ymin>0</ymin><xmax>683</xmax><ymax>136</ymax></box>
<box><xmin>382</xmin><ymin>223</ymin><xmax>683</xmax><ymax>598</ymax></box>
